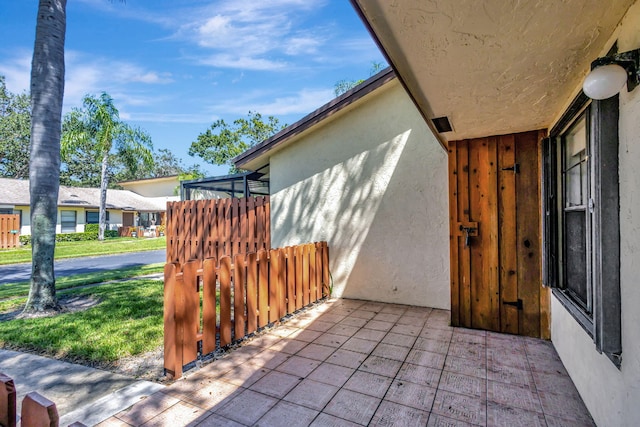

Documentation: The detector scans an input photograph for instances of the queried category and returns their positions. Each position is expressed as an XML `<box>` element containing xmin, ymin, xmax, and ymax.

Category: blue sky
<box><xmin>0</xmin><ymin>0</ymin><xmax>385</xmax><ymax>176</ymax></box>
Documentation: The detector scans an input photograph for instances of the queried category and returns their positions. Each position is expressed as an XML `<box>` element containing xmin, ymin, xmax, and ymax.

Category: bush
<box><xmin>105</xmin><ymin>230</ymin><xmax>118</xmax><ymax>238</ymax></box>
<box><xmin>85</xmin><ymin>224</ymin><xmax>99</xmax><ymax>233</ymax></box>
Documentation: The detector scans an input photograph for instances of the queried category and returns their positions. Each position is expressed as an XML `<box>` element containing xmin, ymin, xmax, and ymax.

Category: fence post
<box><xmin>21</xmin><ymin>392</ymin><xmax>58</xmax><ymax>427</ymax></box>
<box><xmin>0</xmin><ymin>373</ymin><xmax>16</xmax><ymax>427</ymax></box>
<box><xmin>219</xmin><ymin>256</ymin><xmax>232</xmax><ymax>347</ymax></box>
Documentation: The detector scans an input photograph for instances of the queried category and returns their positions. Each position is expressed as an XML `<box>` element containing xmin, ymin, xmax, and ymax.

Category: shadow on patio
<box><xmin>101</xmin><ymin>299</ymin><xmax>595</xmax><ymax>427</ymax></box>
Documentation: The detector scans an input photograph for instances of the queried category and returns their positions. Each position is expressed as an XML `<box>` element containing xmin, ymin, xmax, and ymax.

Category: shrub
<box><xmin>85</xmin><ymin>224</ymin><xmax>99</xmax><ymax>233</ymax></box>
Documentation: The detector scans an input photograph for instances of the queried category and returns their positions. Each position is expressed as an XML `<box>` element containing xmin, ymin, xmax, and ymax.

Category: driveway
<box><xmin>0</xmin><ymin>249</ymin><xmax>166</xmax><ymax>285</ymax></box>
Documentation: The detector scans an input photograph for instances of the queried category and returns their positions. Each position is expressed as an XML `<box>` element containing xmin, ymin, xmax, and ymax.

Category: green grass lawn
<box><xmin>0</xmin><ymin>236</ymin><xmax>166</xmax><ymax>265</ymax></box>
<box><xmin>0</xmin><ymin>278</ymin><xmax>164</xmax><ymax>362</ymax></box>
<box><xmin>0</xmin><ymin>263</ymin><xmax>165</xmax><ymax>310</ymax></box>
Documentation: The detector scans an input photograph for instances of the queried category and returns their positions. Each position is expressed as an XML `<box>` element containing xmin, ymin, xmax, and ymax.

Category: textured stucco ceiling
<box><xmin>353</xmin><ymin>0</ymin><xmax>634</xmax><ymax>142</ymax></box>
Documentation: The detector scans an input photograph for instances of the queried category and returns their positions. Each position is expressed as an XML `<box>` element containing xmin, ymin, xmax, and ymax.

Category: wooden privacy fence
<box><xmin>0</xmin><ymin>214</ymin><xmax>20</xmax><ymax>249</ymax></box>
<box><xmin>166</xmin><ymin>196</ymin><xmax>270</xmax><ymax>265</ymax></box>
<box><xmin>164</xmin><ymin>241</ymin><xmax>329</xmax><ymax>378</ymax></box>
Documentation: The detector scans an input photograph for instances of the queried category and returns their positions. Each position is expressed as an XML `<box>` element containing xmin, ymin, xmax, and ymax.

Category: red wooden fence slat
<box><xmin>246</xmin><ymin>252</ymin><xmax>258</xmax><ymax>334</ymax></box>
<box><xmin>234</xmin><ymin>253</ymin><xmax>246</xmax><ymax>341</ymax></box>
<box><xmin>302</xmin><ymin>245</ymin><xmax>310</xmax><ymax>306</ymax></box>
<box><xmin>0</xmin><ymin>373</ymin><xmax>16</xmax><ymax>427</ymax></box>
<box><xmin>268</xmin><ymin>249</ymin><xmax>279</xmax><ymax>323</ymax></box>
<box><xmin>258</xmin><ymin>249</ymin><xmax>269</xmax><ymax>328</ymax></box>
<box><xmin>21</xmin><ymin>392</ymin><xmax>58</xmax><ymax>427</ymax></box>
<box><xmin>219</xmin><ymin>256</ymin><xmax>232</xmax><ymax>347</ymax></box>
<box><xmin>163</xmin><ymin>263</ymin><xmax>178</xmax><ymax>377</ymax></box>
<box><xmin>277</xmin><ymin>249</ymin><xmax>286</xmax><ymax>319</ymax></box>
<box><xmin>181</xmin><ymin>260</ymin><xmax>200</xmax><ymax>366</ymax></box>
<box><xmin>286</xmin><ymin>247</ymin><xmax>295</xmax><ymax>313</ymax></box>
<box><xmin>202</xmin><ymin>258</ymin><xmax>217</xmax><ymax>355</ymax></box>
<box><xmin>295</xmin><ymin>245</ymin><xmax>304</xmax><ymax>310</ymax></box>
<box><xmin>315</xmin><ymin>243</ymin><xmax>322</xmax><ymax>301</ymax></box>
<box><xmin>322</xmin><ymin>242</ymin><xmax>330</xmax><ymax>297</ymax></box>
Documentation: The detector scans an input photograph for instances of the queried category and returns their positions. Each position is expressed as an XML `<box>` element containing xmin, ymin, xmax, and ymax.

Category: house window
<box><xmin>544</xmin><ymin>93</ymin><xmax>621</xmax><ymax>367</ymax></box>
<box><xmin>61</xmin><ymin>210</ymin><xmax>77</xmax><ymax>233</ymax></box>
<box><xmin>86</xmin><ymin>211</ymin><xmax>109</xmax><ymax>224</ymax></box>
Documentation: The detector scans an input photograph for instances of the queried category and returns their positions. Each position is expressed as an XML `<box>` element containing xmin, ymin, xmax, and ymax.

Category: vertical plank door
<box><xmin>448</xmin><ymin>130</ymin><xmax>547</xmax><ymax>338</ymax></box>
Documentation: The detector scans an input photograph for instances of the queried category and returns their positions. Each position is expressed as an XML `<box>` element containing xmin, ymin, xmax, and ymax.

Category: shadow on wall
<box><xmin>269</xmin><ymin>121</ymin><xmax>449</xmax><ymax>308</ymax></box>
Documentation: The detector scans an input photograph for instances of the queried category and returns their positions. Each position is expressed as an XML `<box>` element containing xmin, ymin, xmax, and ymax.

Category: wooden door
<box><xmin>123</xmin><ymin>212</ymin><xmax>134</xmax><ymax>227</ymax></box>
<box><xmin>448</xmin><ymin>130</ymin><xmax>549</xmax><ymax>338</ymax></box>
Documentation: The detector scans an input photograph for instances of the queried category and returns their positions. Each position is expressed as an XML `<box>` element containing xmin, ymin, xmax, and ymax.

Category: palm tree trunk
<box><xmin>24</xmin><ymin>0</ymin><xmax>67</xmax><ymax>313</ymax></box>
<box><xmin>98</xmin><ymin>151</ymin><xmax>109</xmax><ymax>241</ymax></box>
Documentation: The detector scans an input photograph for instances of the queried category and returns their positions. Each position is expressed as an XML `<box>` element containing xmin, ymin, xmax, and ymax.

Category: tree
<box><xmin>62</xmin><ymin>92</ymin><xmax>154</xmax><ymax>240</ymax></box>
<box><xmin>189</xmin><ymin>111</ymin><xmax>286</xmax><ymax>173</ymax></box>
<box><xmin>0</xmin><ymin>76</ymin><xmax>31</xmax><ymax>179</ymax></box>
<box><xmin>334</xmin><ymin>61</ymin><xmax>385</xmax><ymax>96</ymax></box>
<box><xmin>23</xmin><ymin>0</ymin><xmax>67</xmax><ymax>314</ymax></box>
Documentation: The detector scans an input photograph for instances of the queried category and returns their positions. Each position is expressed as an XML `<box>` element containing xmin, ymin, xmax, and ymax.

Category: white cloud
<box><xmin>120</xmin><ymin>111</ymin><xmax>218</xmax><ymax>124</ymax></box>
<box><xmin>209</xmin><ymin>88</ymin><xmax>335</xmax><ymax>117</ymax></box>
<box><xmin>0</xmin><ymin>51</ymin><xmax>31</xmax><ymax>94</ymax></box>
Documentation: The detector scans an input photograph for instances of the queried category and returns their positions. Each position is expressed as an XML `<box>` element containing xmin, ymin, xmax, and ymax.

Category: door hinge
<box><xmin>589</xmin><ymin>198</ymin><xmax>595</xmax><ymax>213</ymax></box>
<box><xmin>501</xmin><ymin>163</ymin><xmax>520</xmax><ymax>174</ymax></box>
<box><xmin>503</xmin><ymin>299</ymin><xmax>523</xmax><ymax>310</ymax></box>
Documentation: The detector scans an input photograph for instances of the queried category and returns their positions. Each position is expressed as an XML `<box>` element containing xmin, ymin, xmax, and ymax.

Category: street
<box><xmin>0</xmin><ymin>250</ymin><xmax>166</xmax><ymax>285</ymax></box>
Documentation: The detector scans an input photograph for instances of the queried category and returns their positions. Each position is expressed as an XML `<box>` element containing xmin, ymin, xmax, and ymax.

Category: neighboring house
<box><xmin>0</xmin><ymin>178</ymin><xmax>169</xmax><ymax>235</ymax></box>
<box><xmin>234</xmin><ymin>69</ymin><xmax>450</xmax><ymax>309</ymax></box>
<box><xmin>345</xmin><ymin>1</ymin><xmax>639</xmax><ymax>426</ymax></box>
<box><xmin>117</xmin><ymin>175</ymin><xmax>180</xmax><ymax>227</ymax></box>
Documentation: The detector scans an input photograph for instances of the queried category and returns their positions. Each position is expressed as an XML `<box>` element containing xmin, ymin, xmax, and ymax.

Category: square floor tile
<box><xmin>219</xmin><ymin>364</ymin><xmax>270</xmax><ymax>387</ymax></box>
<box><xmin>397</xmin><ymin>363</ymin><xmax>442</xmax><ymax>388</ymax></box>
<box><xmin>371</xmin><ymin>343</ymin><xmax>411</xmax><ymax>362</ymax></box>
<box><xmin>339</xmin><ymin>317</ymin><xmax>369</xmax><ymax>328</ymax></box>
<box><xmin>528</xmin><ymin>357</ymin><xmax>569</xmax><ymax>375</ymax></box>
<box><xmin>359</xmin><ymin>356</ymin><xmax>403</xmax><ymax>378</ymax></box>
<box><xmin>343</xmin><ymin>370</ymin><xmax>393</xmax><ymax>398</ymax></box>
<box><xmin>444</xmin><ymin>355</ymin><xmax>486</xmax><ymax>379</ymax></box>
<box><xmin>310</xmin><ymin>413</ymin><xmax>362</xmax><ymax>427</ymax></box>
<box><xmin>249</xmin><ymin>370</ymin><xmax>303</xmax><ymax>398</ymax></box>
<box><xmin>486</xmin><ymin>401</ymin><xmax>546</xmax><ymax>427</ymax></box>
<box><xmin>381</xmin><ymin>332</ymin><xmax>418</xmax><ymax>348</ymax></box>
<box><xmin>350</xmin><ymin>310</ymin><xmax>377</xmax><ymax>320</ymax></box>
<box><xmin>307</xmin><ymin>362</ymin><xmax>355</xmax><ymax>387</ymax></box>
<box><xmin>269</xmin><ymin>338</ymin><xmax>309</xmax><ymax>354</ymax></box>
<box><xmin>141</xmin><ymin>401</ymin><xmax>207</xmax><ymax>427</ymax></box>
<box><xmin>326</xmin><ymin>348</ymin><xmax>367</xmax><ymax>369</ymax></box>
<box><xmin>317</xmin><ymin>313</ymin><xmax>347</xmax><ymax>324</ymax></box>
<box><xmin>195</xmin><ymin>413</ymin><xmax>244</xmax><ymax>427</ymax></box>
<box><xmin>275</xmin><ymin>355</ymin><xmax>321</xmax><ymax>377</ymax></box>
<box><xmin>287</xmin><ymin>329</ymin><xmax>323</xmax><ymax>344</ymax></box>
<box><xmin>487</xmin><ymin>364</ymin><xmax>534</xmax><ymax>388</ymax></box>
<box><xmin>181</xmin><ymin>378</ymin><xmax>242</xmax><ymax>409</ymax></box>
<box><xmin>380</xmin><ymin>304</ymin><xmax>407</xmax><ymax>315</ymax></box>
<box><xmin>314</xmin><ymin>333</ymin><xmax>350</xmax><ymax>348</ymax></box>
<box><xmin>431</xmin><ymin>390</ymin><xmax>486</xmax><ymax>426</ymax></box>
<box><xmin>306</xmin><ymin>320</ymin><xmax>336</xmax><ymax>332</ymax></box>
<box><xmin>544</xmin><ymin>414</ymin><xmax>596</xmax><ymax>427</ymax></box>
<box><xmin>447</xmin><ymin>342</ymin><xmax>485</xmax><ymax>360</ymax></box>
<box><xmin>406</xmin><ymin>349</ymin><xmax>446</xmax><ymax>369</ymax></box>
<box><xmin>538</xmin><ymin>391</ymin><xmax>594</xmax><ymax>424</ymax></box>
<box><xmin>427</xmin><ymin>413</ymin><xmax>476</xmax><ymax>426</ymax></box>
<box><xmin>353</xmin><ymin>328</ymin><xmax>386</xmax><ymax>342</ymax></box>
<box><xmin>247</xmin><ymin>348</ymin><xmax>291</xmax><ymax>370</ymax></box>
<box><xmin>413</xmin><ymin>338</ymin><xmax>450</xmax><ymax>355</ymax></box>
<box><xmin>396</xmin><ymin>315</ymin><xmax>427</xmax><ymax>327</ymax></box>
<box><xmin>116</xmin><ymin>392</ymin><xmax>179</xmax><ymax>426</ymax></box>
<box><xmin>296</xmin><ymin>343</ymin><xmax>336</xmax><ymax>361</ymax></box>
<box><xmin>327</xmin><ymin>324</ymin><xmax>361</xmax><ymax>337</ymax></box>
<box><xmin>420</xmin><ymin>328</ymin><xmax>453</xmax><ymax>342</ymax></box>
<box><xmin>323</xmin><ymin>389</ymin><xmax>381</xmax><ymax>425</ymax></box>
<box><xmin>341</xmin><ymin>337</ymin><xmax>378</xmax><ymax>354</ymax></box>
<box><xmin>487</xmin><ymin>381</ymin><xmax>542</xmax><ymax>413</ymax></box>
<box><xmin>370</xmin><ymin>401</ymin><xmax>430</xmax><ymax>426</ymax></box>
<box><xmin>364</xmin><ymin>320</ymin><xmax>395</xmax><ymax>332</ymax></box>
<box><xmin>255</xmin><ymin>400</ymin><xmax>319</xmax><ymax>427</ymax></box>
<box><xmin>384</xmin><ymin>379</ymin><xmax>436</xmax><ymax>411</ymax></box>
<box><xmin>531</xmin><ymin>370</ymin><xmax>579</xmax><ymax>396</ymax></box>
<box><xmin>215</xmin><ymin>389</ymin><xmax>278</xmax><ymax>426</ymax></box>
<box><xmin>283</xmin><ymin>378</ymin><xmax>340</xmax><ymax>411</ymax></box>
<box><xmin>438</xmin><ymin>371</ymin><xmax>486</xmax><ymax>398</ymax></box>
<box><xmin>373</xmin><ymin>312</ymin><xmax>401</xmax><ymax>323</ymax></box>
<box><xmin>390</xmin><ymin>324</ymin><xmax>422</xmax><ymax>337</ymax></box>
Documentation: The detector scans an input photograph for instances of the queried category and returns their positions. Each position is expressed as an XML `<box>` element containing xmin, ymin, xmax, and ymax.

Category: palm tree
<box><xmin>62</xmin><ymin>92</ymin><xmax>154</xmax><ymax>240</ymax></box>
<box><xmin>23</xmin><ymin>0</ymin><xmax>67</xmax><ymax>313</ymax></box>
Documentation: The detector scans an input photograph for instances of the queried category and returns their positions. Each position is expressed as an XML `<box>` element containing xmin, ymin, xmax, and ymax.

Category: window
<box><xmin>86</xmin><ymin>211</ymin><xmax>109</xmax><ymax>224</ymax></box>
<box><xmin>60</xmin><ymin>210</ymin><xmax>77</xmax><ymax>233</ymax></box>
<box><xmin>544</xmin><ymin>93</ymin><xmax>621</xmax><ymax>367</ymax></box>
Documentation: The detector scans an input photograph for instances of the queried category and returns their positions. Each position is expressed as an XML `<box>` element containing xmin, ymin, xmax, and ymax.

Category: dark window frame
<box><xmin>60</xmin><ymin>210</ymin><xmax>77</xmax><ymax>233</ymax></box>
<box><xmin>544</xmin><ymin>93</ymin><xmax>621</xmax><ymax>368</ymax></box>
<box><xmin>85</xmin><ymin>210</ymin><xmax>109</xmax><ymax>224</ymax></box>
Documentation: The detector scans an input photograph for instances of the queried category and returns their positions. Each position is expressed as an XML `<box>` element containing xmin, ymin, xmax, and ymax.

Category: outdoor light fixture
<box><xmin>583</xmin><ymin>48</ymin><xmax>640</xmax><ymax>100</ymax></box>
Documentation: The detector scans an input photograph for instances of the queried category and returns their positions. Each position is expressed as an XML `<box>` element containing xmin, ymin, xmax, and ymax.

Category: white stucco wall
<box><xmin>551</xmin><ymin>2</ymin><xmax>640</xmax><ymax>426</ymax></box>
<box><xmin>269</xmin><ymin>80</ymin><xmax>450</xmax><ymax>308</ymax></box>
<box><xmin>120</xmin><ymin>177</ymin><xmax>179</xmax><ymax>197</ymax></box>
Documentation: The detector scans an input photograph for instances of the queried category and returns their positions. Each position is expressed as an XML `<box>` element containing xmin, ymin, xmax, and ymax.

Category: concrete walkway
<box><xmin>0</xmin><ymin>350</ymin><xmax>163</xmax><ymax>426</ymax></box>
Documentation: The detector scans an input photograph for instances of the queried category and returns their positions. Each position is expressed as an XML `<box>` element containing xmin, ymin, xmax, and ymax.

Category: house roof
<box><xmin>118</xmin><ymin>175</ymin><xmax>180</xmax><ymax>186</ymax></box>
<box><xmin>350</xmin><ymin>0</ymin><xmax>634</xmax><ymax>143</ymax></box>
<box><xmin>0</xmin><ymin>178</ymin><xmax>169</xmax><ymax>211</ymax></box>
<box><xmin>234</xmin><ymin>67</ymin><xmax>396</xmax><ymax>171</ymax></box>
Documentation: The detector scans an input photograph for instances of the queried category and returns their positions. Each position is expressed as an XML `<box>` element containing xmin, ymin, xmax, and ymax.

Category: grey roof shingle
<box><xmin>0</xmin><ymin>178</ymin><xmax>169</xmax><ymax>211</ymax></box>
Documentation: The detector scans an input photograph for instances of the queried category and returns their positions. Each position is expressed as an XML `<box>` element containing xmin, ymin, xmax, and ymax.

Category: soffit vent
<box><xmin>432</xmin><ymin>116</ymin><xmax>453</xmax><ymax>133</ymax></box>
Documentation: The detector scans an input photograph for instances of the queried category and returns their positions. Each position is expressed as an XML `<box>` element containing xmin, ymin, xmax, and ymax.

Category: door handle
<box><xmin>459</xmin><ymin>225</ymin><xmax>477</xmax><ymax>247</ymax></box>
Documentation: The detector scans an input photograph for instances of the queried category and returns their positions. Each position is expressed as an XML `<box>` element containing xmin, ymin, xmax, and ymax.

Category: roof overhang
<box><xmin>350</xmin><ymin>0</ymin><xmax>634</xmax><ymax>143</ymax></box>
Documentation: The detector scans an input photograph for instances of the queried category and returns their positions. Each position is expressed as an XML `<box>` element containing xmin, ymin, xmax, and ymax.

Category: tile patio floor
<box><xmin>100</xmin><ymin>299</ymin><xmax>595</xmax><ymax>426</ymax></box>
